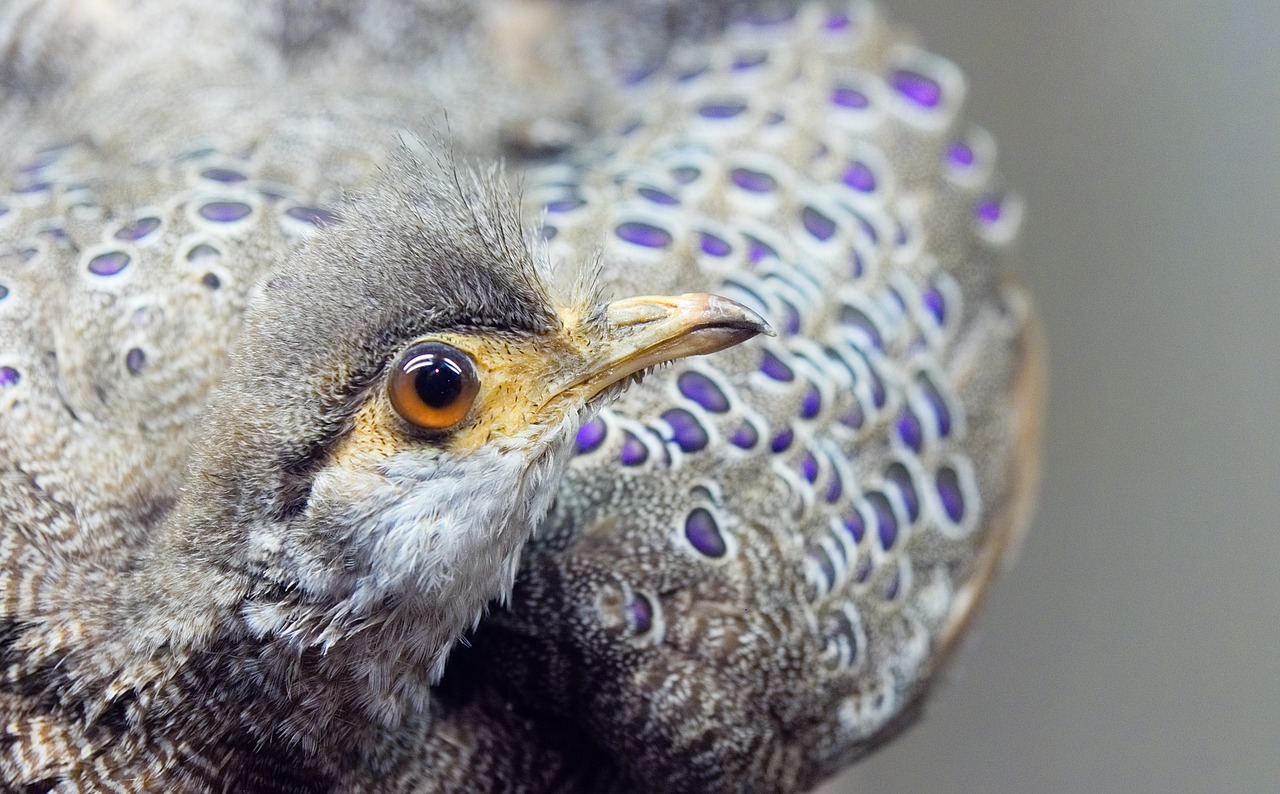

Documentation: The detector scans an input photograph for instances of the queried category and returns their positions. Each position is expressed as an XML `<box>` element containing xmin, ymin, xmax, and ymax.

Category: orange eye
<box><xmin>388</xmin><ymin>341</ymin><xmax>480</xmax><ymax>431</ymax></box>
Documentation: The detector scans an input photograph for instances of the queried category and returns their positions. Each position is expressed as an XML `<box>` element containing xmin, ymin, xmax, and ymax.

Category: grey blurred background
<box><xmin>826</xmin><ymin>1</ymin><xmax>1280</xmax><ymax>792</ymax></box>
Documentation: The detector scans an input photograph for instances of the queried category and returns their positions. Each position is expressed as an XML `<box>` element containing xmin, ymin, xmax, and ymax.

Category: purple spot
<box><xmin>886</xmin><ymin>463</ymin><xmax>920</xmax><ymax>522</ymax></box>
<box><xmin>850</xmin><ymin>251</ymin><xmax>865</xmax><ymax>278</ymax></box>
<box><xmin>19</xmin><ymin>146</ymin><xmax>63</xmax><ymax>173</ymax></box>
<box><xmin>730</xmin><ymin>423</ymin><xmax>758</xmax><ymax>449</ymax></box>
<box><xmin>125</xmin><ymin>347</ymin><xmax>146</xmax><ymax>375</ymax></box>
<box><xmin>831</xmin><ymin>86</ymin><xmax>870</xmax><ymax>109</ymax></box>
<box><xmin>699</xmin><ymin>101</ymin><xmax>748</xmax><ymax>120</ymax></box>
<box><xmin>677</xmin><ymin>65</ymin><xmax>709</xmax><ymax>83</ymax></box>
<box><xmin>937</xmin><ymin>465</ymin><xmax>966</xmax><ymax>522</ymax></box>
<box><xmin>759</xmin><ymin>350</ymin><xmax>794</xmax><ymax>382</ymax></box>
<box><xmin>662</xmin><ymin>408</ymin><xmax>708</xmax><ymax>453</ymax></box>
<box><xmin>699</xmin><ymin>231</ymin><xmax>732</xmax><ymax>257</ymax></box>
<box><xmin>947</xmin><ymin>141</ymin><xmax>976</xmax><ymax>168</ymax></box>
<box><xmin>0</xmin><ymin>285</ymin><xmax>8</xmax><ymax>300</ymax></box>
<box><xmin>615</xmin><ymin>221</ymin><xmax>672</xmax><ymax>249</ymax></box>
<box><xmin>637</xmin><ymin>187</ymin><xmax>679</xmax><ymax>206</ymax></box>
<box><xmin>200</xmin><ymin>167</ymin><xmax>247</xmax><ymax>184</ymax></box>
<box><xmin>685</xmin><ymin>508</ymin><xmax>726</xmax><ymax>557</ymax></box>
<box><xmin>801</xmin><ymin>451</ymin><xmax>820</xmax><ymax>483</ymax></box>
<box><xmin>884</xmin><ymin>284</ymin><xmax>908</xmax><ymax>316</ymax></box>
<box><xmin>619</xmin><ymin>119</ymin><xmax>643</xmax><ymax>137</ymax></box>
<box><xmin>732</xmin><ymin>51</ymin><xmax>769</xmax><ymax>70</ymax></box>
<box><xmin>810</xmin><ymin>547</ymin><xmax>835</xmax><ymax>589</ymax></box>
<box><xmin>847</xmin><ymin>208</ymin><xmax>880</xmax><ymax>243</ymax></box>
<box><xmin>575</xmin><ymin>418</ymin><xmax>606</xmax><ymax>454</ymax></box>
<box><xmin>840</xmin><ymin>401</ymin><xmax>865</xmax><ymax>430</ymax></box>
<box><xmin>842</xmin><ymin>161</ymin><xmax>877</xmax><ymax>192</ymax></box>
<box><xmin>890</xmin><ymin>68</ymin><xmax>943</xmax><ymax>108</ymax></box>
<box><xmin>15</xmin><ymin>182</ymin><xmax>50</xmax><ymax>194</ymax></box>
<box><xmin>627</xmin><ymin>592</ymin><xmax>653</xmax><ymax>632</ymax></box>
<box><xmin>620</xmin><ymin>431</ymin><xmax>649</xmax><ymax>466</ymax></box>
<box><xmin>671</xmin><ymin>166</ymin><xmax>701</xmax><ymax>184</ymax></box>
<box><xmin>87</xmin><ymin>251</ymin><xmax>130</xmax><ymax>276</ymax></box>
<box><xmin>744</xmin><ymin>235</ymin><xmax>778</xmax><ymax>263</ymax></box>
<box><xmin>775</xmin><ymin>297</ymin><xmax>801</xmax><ymax>335</ymax></box>
<box><xmin>678</xmin><ymin>371</ymin><xmax>729</xmax><ymax>413</ymax></box>
<box><xmin>201</xmin><ymin>272</ymin><xmax>221</xmax><ymax>290</ymax></box>
<box><xmin>545</xmin><ymin>197</ymin><xmax>585</xmax><ymax>213</ymax></box>
<box><xmin>0</xmin><ymin>204</ymin><xmax>8</xmax><ymax>217</ymax></box>
<box><xmin>286</xmin><ymin>205</ymin><xmax>338</xmax><ymax>227</ymax></box>
<box><xmin>198</xmin><ymin>201</ymin><xmax>252</xmax><ymax>223</ymax></box>
<box><xmin>824</xmin><ymin>11</ymin><xmax>851</xmax><ymax>31</ymax></box>
<box><xmin>539</xmin><ymin>225</ymin><xmax>558</xmax><ymax>241</ymax></box>
<box><xmin>762</xmin><ymin>295</ymin><xmax>793</xmax><ymax>335</ymax></box>
<box><xmin>623</xmin><ymin>65</ymin><xmax>656</xmax><ymax>86</ymax></box>
<box><xmin>868</xmin><ymin>492</ymin><xmax>898</xmax><ymax>550</ymax></box>
<box><xmin>770</xmin><ymin>427</ymin><xmax>794</xmax><ymax>453</ymax></box>
<box><xmin>186</xmin><ymin>243</ymin><xmax>220</xmax><ymax>262</ymax></box>
<box><xmin>867</xmin><ymin>366</ymin><xmax>887</xmax><ymax>408</ymax></box>
<box><xmin>897</xmin><ymin>409</ymin><xmax>924</xmax><ymax>453</ymax></box>
<box><xmin>894</xmin><ymin>220</ymin><xmax>911</xmax><ymax>248</ymax></box>
<box><xmin>0</xmin><ymin>366</ymin><xmax>19</xmax><ymax>388</ymax></box>
<box><xmin>838</xmin><ymin>305</ymin><xmax>884</xmax><ymax>349</ymax></box>
<box><xmin>765</xmin><ymin>110</ymin><xmax>786</xmax><ymax>126</ymax></box>
<box><xmin>854</xmin><ymin>556</ymin><xmax>873</xmax><ymax>582</ymax></box>
<box><xmin>842</xmin><ymin>507</ymin><xmax>865</xmax><ymax>543</ymax></box>
<box><xmin>918</xmin><ymin>375</ymin><xmax>953</xmax><ymax>437</ymax></box>
<box><xmin>976</xmin><ymin>196</ymin><xmax>1004</xmax><ymax>224</ymax></box>
<box><xmin>114</xmin><ymin>217</ymin><xmax>161</xmax><ymax>241</ymax></box>
<box><xmin>801</xmin><ymin>384</ymin><xmax>822</xmax><ymax>419</ymax></box>
<box><xmin>826</xmin><ymin>468</ymin><xmax>843</xmax><ymax>503</ymax></box>
<box><xmin>802</xmin><ymin>206</ymin><xmax>837</xmax><ymax>242</ymax></box>
<box><xmin>922</xmin><ymin>284</ymin><xmax>947</xmax><ymax>325</ymax></box>
<box><xmin>884</xmin><ymin>569</ymin><xmax>902</xmax><ymax>600</ymax></box>
<box><xmin>730</xmin><ymin>167</ymin><xmax>776</xmax><ymax>193</ymax></box>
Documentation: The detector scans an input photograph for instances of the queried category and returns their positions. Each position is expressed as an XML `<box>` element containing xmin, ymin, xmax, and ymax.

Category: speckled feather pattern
<box><xmin>489</xmin><ymin>6</ymin><xmax>1038</xmax><ymax>790</ymax></box>
<box><xmin>0</xmin><ymin>1</ymin><xmax>1041</xmax><ymax>792</ymax></box>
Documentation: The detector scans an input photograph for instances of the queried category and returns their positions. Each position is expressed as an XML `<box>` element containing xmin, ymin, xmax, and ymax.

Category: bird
<box><xmin>0</xmin><ymin>1</ymin><xmax>1043</xmax><ymax>792</ymax></box>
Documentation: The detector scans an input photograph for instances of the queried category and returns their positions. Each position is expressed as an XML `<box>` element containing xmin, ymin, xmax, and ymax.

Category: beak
<box><xmin>565</xmin><ymin>293</ymin><xmax>773</xmax><ymax>403</ymax></box>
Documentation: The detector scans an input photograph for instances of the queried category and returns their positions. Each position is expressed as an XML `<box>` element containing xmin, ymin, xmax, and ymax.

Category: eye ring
<box><xmin>388</xmin><ymin>341</ymin><xmax>480</xmax><ymax>431</ymax></box>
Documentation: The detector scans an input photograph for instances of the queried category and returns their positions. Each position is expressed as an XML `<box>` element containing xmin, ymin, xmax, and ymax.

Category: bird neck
<box><xmin>122</xmin><ymin>418</ymin><xmax>578</xmax><ymax>760</ymax></box>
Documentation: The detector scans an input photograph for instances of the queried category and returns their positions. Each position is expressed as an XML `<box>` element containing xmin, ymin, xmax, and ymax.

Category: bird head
<box><xmin>153</xmin><ymin>151</ymin><xmax>768</xmax><ymax>690</ymax></box>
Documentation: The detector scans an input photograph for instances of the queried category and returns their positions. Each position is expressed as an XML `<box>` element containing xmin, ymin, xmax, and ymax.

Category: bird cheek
<box><xmin>477</xmin><ymin>355</ymin><xmax>592</xmax><ymax>444</ymax></box>
<box><xmin>328</xmin><ymin>398</ymin><xmax>416</xmax><ymax>468</ymax></box>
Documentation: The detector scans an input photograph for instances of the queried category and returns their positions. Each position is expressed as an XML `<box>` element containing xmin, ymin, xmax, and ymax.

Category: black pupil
<box><xmin>412</xmin><ymin>356</ymin><xmax>464</xmax><ymax>408</ymax></box>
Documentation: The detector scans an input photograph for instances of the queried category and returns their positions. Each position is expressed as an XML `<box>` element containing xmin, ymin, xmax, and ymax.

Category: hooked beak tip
<box><xmin>561</xmin><ymin>292</ymin><xmax>770</xmax><ymax>402</ymax></box>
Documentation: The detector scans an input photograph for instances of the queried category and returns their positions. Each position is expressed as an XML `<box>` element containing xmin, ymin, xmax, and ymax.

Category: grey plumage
<box><xmin>0</xmin><ymin>1</ymin><xmax>1042</xmax><ymax>792</ymax></box>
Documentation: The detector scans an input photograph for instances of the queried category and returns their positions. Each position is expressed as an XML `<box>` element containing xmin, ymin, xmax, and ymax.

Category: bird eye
<box><xmin>388</xmin><ymin>341</ymin><xmax>480</xmax><ymax>431</ymax></box>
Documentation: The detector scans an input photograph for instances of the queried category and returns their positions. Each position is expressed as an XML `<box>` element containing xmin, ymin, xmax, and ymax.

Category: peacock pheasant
<box><xmin>0</xmin><ymin>1</ymin><xmax>1043</xmax><ymax>791</ymax></box>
